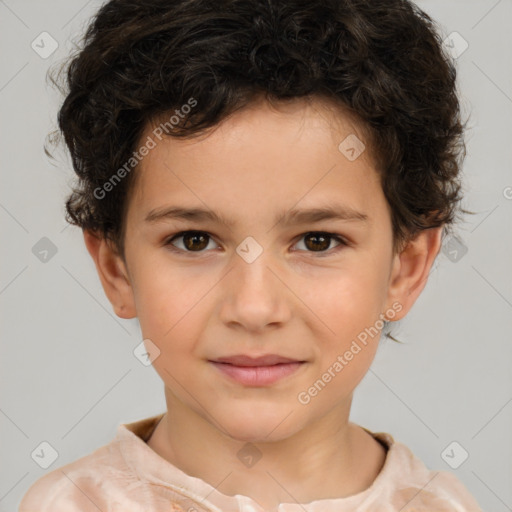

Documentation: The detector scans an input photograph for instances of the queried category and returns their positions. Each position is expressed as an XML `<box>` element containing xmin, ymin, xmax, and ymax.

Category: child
<box><xmin>20</xmin><ymin>0</ymin><xmax>482</xmax><ymax>510</ymax></box>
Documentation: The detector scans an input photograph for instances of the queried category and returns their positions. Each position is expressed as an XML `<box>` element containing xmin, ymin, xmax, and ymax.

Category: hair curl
<box><xmin>47</xmin><ymin>0</ymin><xmax>473</xmax><ymax>341</ymax></box>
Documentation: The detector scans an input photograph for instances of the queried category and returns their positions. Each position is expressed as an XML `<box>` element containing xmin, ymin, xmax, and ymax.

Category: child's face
<box><xmin>88</xmin><ymin>97</ymin><xmax>437</xmax><ymax>441</ymax></box>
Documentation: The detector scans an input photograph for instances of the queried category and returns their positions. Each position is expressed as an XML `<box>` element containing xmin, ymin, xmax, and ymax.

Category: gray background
<box><xmin>1</xmin><ymin>0</ymin><xmax>511</xmax><ymax>510</ymax></box>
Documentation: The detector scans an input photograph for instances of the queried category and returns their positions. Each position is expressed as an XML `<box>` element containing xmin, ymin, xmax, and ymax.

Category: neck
<box><xmin>146</xmin><ymin>387</ymin><xmax>387</xmax><ymax>511</ymax></box>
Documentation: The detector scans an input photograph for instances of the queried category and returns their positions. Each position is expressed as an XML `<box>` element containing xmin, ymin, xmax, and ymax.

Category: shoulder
<box><xmin>373</xmin><ymin>434</ymin><xmax>483</xmax><ymax>512</ymax></box>
<box><xmin>388</xmin><ymin>470</ymin><xmax>483</xmax><ymax>512</ymax></box>
<box><xmin>18</xmin><ymin>439</ymin><xmax>145</xmax><ymax>512</ymax></box>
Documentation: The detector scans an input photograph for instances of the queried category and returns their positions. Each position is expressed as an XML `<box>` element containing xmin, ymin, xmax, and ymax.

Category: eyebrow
<box><xmin>144</xmin><ymin>204</ymin><xmax>369</xmax><ymax>228</ymax></box>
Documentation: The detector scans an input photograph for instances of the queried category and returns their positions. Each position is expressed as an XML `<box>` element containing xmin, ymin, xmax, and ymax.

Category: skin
<box><xmin>84</xmin><ymin>96</ymin><xmax>443</xmax><ymax>511</ymax></box>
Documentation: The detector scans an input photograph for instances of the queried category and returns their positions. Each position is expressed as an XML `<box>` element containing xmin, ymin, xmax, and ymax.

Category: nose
<box><xmin>218</xmin><ymin>250</ymin><xmax>292</xmax><ymax>333</ymax></box>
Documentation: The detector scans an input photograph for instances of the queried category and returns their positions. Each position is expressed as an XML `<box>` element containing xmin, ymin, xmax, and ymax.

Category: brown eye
<box><xmin>304</xmin><ymin>233</ymin><xmax>330</xmax><ymax>251</ymax></box>
<box><xmin>183</xmin><ymin>232</ymin><xmax>209</xmax><ymax>251</ymax></box>
<box><xmin>166</xmin><ymin>231</ymin><xmax>216</xmax><ymax>252</ymax></box>
<box><xmin>294</xmin><ymin>232</ymin><xmax>347</xmax><ymax>254</ymax></box>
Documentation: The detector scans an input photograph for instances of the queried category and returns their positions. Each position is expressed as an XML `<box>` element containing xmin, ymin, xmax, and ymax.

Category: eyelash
<box><xmin>163</xmin><ymin>230</ymin><xmax>349</xmax><ymax>257</ymax></box>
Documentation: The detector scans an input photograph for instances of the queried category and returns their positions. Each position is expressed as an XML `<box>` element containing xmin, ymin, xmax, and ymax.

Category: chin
<box><xmin>218</xmin><ymin>404</ymin><xmax>301</xmax><ymax>443</ymax></box>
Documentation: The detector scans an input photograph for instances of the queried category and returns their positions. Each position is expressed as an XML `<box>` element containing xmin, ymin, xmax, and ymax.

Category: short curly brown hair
<box><xmin>47</xmin><ymin>0</ymin><xmax>470</xmax><ymax>264</ymax></box>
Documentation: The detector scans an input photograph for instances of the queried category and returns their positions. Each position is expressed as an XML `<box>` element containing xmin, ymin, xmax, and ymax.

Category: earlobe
<box><xmin>83</xmin><ymin>230</ymin><xmax>137</xmax><ymax>319</ymax></box>
<box><xmin>385</xmin><ymin>226</ymin><xmax>443</xmax><ymax>321</ymax></box>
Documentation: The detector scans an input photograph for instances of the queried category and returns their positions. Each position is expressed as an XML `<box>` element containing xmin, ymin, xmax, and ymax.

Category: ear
<box><xmin>83</xmin><ymin>230</ymin><xmax>137</xmax><ymax>319</ymax></box>
<box><xmin>384</xmin><ymin>226</ymin><xmax>443</xmax><ymax>321</ymax></box>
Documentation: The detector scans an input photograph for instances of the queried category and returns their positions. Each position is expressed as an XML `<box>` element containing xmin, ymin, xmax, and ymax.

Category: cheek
<box><xmin>137</xmin><ymin>273</ymin><xmax>206</xmax><ymax>380</ymax></box>
<box><xmin>133</xmin><ymin>260</ymin><xmax>208</xmax><ymax>333</ymax></box>
<box><xmin>296</xmin><ymin>263</ymin><xmax>386</xmax><ymax>390</ymax></box>
<box><xmin>297</xmin><ymin>273</ymin><xmax>384</xmax><ymax>407</ymax></box>
<box><xmin>298</xmin><ymin>263</ymin><xmax>385</xmax><ymax>335</ymax></box>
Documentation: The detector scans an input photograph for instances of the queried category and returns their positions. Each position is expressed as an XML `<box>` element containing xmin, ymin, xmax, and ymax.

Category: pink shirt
<box><xmin>19</xmin><ymin>413</ymin><xmax>482</xmax><ymax>511</ymax></box>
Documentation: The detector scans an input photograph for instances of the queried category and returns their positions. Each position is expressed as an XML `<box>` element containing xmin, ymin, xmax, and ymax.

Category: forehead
<box><xmin>128</xmin><ymin>97</ymin><xmax>384</xmax><ymax>225</ymax></box>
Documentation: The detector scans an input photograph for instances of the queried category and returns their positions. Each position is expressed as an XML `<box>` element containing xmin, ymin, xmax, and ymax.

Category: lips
<box><xmin>212</xmin><ymin>354</ymin><xmax>303</xmax><ymax>366</ymax></box>
<box><xmin>208</xmin><ymin>354</ymin><xmax>306</xmax><ymax>386</ymax></box>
